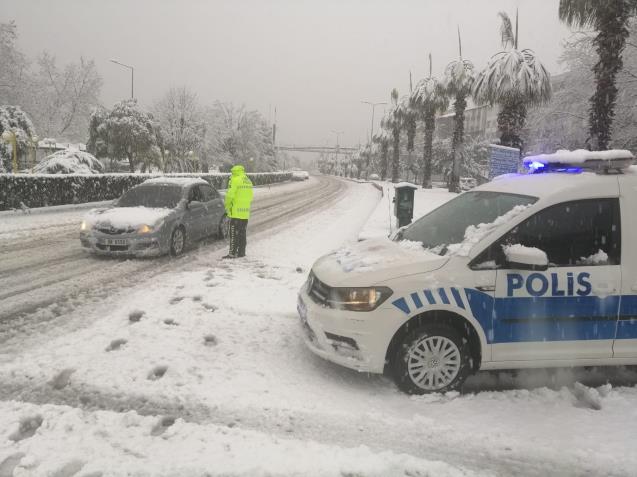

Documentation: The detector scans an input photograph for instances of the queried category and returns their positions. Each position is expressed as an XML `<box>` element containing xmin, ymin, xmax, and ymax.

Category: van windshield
<box><xmin>398</xmin><ymin>191</ymin><xmax>537</xmax><ymax>254</ymax></box>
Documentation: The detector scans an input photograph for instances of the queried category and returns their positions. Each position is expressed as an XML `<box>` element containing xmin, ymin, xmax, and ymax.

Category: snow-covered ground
<box><xmin>359</xmin><ymin>181</ymin><xmax>457</xmax><ymax>240</ymax></box>
<box><xmin>1</xmin><ymin>178</ymin><xmax>637</xmax><ymax>476</ymax></box>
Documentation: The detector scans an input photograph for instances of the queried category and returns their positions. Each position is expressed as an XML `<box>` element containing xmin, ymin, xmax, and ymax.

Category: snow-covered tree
<box><xmin>559</xmin><ymin>0</ymin><xmax>637</xmax><ymax>150</ymax></box>
<box><xmin>411</xmin><ymin>54</ymin><xmax>449</xmax><ymax>188</ymax></box>
<box><xmin>383</xmin><ymin>88</ymin><xmax>405</xmax><ymax>183</ymax></box>
<box><xmin>29</xmin><ymin>53</ymin><xmax>102</xmax><ymax>141</ymax></box>
<box><xmin>0</xmin><ymin>105</ymin><xmax>37</xmax><ymax>172</ymax></box>
<box><xmin>372</xmin><ymin>129</ymin><xmax>391</xmax><ymax>180</ymax></box>
<box><xmin>88</xmin><ymin>100</ymin><xmax>158</xmax><ymax>172</ymax></box>
<box><xmin>154</xmin><ymin>86</ymin><xmax>205</xmax><ymax>172</ymax></box>
<box><xmin>444</xmin><ymin>29</ymin><xmax>476</xmax><ymax>193</ymax></box>
<box><xmin>473</xmin><ymin>11</ymin><xmax>552</xmax><ymax>151</ymax></box>
<box><xmin>0</xmin><ymin>22</ymin><xmax>30</xmax><ymax>108</ymax></box>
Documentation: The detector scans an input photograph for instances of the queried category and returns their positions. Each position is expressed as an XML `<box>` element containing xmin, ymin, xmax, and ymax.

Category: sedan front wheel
<box><xmin>170</xmin><ymin>226</ymin><xmax>186</xmax><ymax>256</ymax></box>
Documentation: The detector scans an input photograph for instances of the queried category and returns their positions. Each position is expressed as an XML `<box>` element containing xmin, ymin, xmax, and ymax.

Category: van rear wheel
<box><xmin>391</xmin><ymin>324</ymin><xmax>471</xmax><ymax>394</ymax></box>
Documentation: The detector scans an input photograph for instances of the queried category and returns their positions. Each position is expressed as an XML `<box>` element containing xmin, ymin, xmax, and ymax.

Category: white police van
<box><xmin>298</xmin><ymin>149</ymin><xmax>637</xmax><ymax>394</ymax></box>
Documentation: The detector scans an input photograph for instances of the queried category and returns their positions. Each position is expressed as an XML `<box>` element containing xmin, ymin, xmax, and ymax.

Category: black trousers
<box><xmin>228</xmin><ymin>218</ymin><xmax>248</xmax><ymax>257</ymax></box>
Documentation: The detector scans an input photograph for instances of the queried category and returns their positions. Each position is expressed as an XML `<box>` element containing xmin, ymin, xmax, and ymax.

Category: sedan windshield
<box><xmin>399</xmin><ymin>191</ymin><xmax>537</xmax><ymax>253</ymax></box>
<box><xmin>117</xmin><ymin>185</ymin><xmax>183</xmax><ymax>209</ymax></box>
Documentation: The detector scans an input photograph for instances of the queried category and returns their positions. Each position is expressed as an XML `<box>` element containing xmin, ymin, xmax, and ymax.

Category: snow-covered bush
<box><xmin>0</xmin><ymin>105</ymin><xmax>37</xmax><ymax>172</ymax></box>
<box><xmin>32</xmin><ymin>149</ymin><xmax>104</xmax><ymax>174</ymax></box>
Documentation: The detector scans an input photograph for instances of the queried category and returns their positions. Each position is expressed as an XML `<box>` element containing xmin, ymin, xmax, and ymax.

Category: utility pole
<box><xmin>361</xmin><ymin>100</ymin><xmax>387</xmax><ymax>144</ymax></box>
<box><xmin>110</xmin><ymin>59</ymin><xmax>134</xmax><ymax>99</ymax></box>
<box><xmin>331</xmin><ymin>130</ymin><xmax>343</xmax><ymax>175</ymax></box>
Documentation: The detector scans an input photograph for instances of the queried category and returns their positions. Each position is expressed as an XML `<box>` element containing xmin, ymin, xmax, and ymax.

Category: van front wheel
<box><xmin>391</xmin><ymin>324</ymin><xmax>471</xmax><ymax>394</ymax></box>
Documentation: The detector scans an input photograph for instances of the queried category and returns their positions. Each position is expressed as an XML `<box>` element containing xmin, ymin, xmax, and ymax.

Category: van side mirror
<box><xmin>504</xmin><ymin>244</ymin><xmax>549</xmax><ymax>271</ymax></box>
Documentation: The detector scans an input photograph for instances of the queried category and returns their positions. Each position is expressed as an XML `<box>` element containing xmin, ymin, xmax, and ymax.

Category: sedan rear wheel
<box><xmin>170</xmin><ymin>226</ymin><xmax>186</xmax><ymax>256</ymax></box>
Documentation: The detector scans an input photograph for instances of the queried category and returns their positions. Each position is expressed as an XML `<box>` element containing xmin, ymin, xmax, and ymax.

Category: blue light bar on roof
<box><xmin>523</xmin><ymin>149</ymin><xmax>634</xmax><ymax>173</ymax></box>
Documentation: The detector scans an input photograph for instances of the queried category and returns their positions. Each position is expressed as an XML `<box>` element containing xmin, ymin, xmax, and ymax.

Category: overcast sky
<box><xmin>4</xmin><ymin>0</ymin><xmax>572</xmax><ymax>147</ymax></box>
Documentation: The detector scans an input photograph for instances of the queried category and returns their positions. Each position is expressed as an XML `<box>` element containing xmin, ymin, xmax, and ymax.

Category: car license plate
<box><xmin>99</xmin><ymin>238</ymin><xmax>128</xmax><ymax>246</ymax></box>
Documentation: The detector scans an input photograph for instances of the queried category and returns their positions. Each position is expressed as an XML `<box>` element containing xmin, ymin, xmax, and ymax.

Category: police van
<box><xmin>297</xmin><ymin>149</ymin><xmax>637</xmax><ymax>394</ymax></box>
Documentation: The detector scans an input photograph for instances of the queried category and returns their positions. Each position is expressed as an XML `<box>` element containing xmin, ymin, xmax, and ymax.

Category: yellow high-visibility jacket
<box><xmin>225</xmin><ymin>165</ymin><xmax>254</xmax><ymax>219</ymax></box>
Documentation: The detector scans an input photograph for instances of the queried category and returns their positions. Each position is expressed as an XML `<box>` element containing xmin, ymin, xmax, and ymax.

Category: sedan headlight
<box><xmin>137</xmin><ymin>224</ymin><xmax>154</xmax><ymax>234</ymax></box>
<box><xmin>80</xmin><ymin>220</ymin><xmax>90</xmax><ymax>231</ymax></box>
<box><xmin>327</xmin><ymin>286</ymin><xmax>392</xmax><ymax>312</ymax></box>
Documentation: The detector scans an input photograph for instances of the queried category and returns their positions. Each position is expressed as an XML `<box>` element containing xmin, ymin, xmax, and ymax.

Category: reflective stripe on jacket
<box><xmin>225</xmin><ymin>165</ymin><xmax>254</xmax><ymax>219</ymax></box>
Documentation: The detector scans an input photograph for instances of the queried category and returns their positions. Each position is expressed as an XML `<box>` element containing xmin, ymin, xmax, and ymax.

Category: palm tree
<box><xmin>384</xmin><ymin>88</ymin><xmax>405</xmax><ymax>182</ymax></box>
<box><xmin>444</xmin><ymin>28</ymin><xmax>475</xmax><ymax>193</ymax></box>
<box><xmin>559</xmin><ymin>0</ymin><xmax>637</xmax><ymax>150</ymax></box>
<box><xmin>411</xmin><ymin>54</ymin><xmax>448</xmax><ymax>188</ymax></box>
<box><xmin>472</xmin><ymin>11</ymin><xmax>552</xmax><ymax>151</ymax></box>
<box><xmin>373</xmin><ymin>129</ymin><xmax>391</xmax><ymax>181</ymax></box>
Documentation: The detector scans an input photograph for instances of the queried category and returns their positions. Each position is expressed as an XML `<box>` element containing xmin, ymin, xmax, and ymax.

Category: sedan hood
<box><xmin>84</xmin><ymin>206</ymin><xmax>174</xmax><ymax>229</ymax></box>
<box><xmin>312</xmin><ymin>238</ymin><xmax>449</xmax><ymax>287</ymax></box>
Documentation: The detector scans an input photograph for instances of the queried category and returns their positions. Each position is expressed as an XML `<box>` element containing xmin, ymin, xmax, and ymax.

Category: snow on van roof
<box><xmin>142</xmin><ymin>177</ymin><xmax>208</xmax><ymax>186</ymax></box>
<box><xmin>524</xmin><ymin>149</ymin><xmax>634</xmax><ymax>167</ymax></box>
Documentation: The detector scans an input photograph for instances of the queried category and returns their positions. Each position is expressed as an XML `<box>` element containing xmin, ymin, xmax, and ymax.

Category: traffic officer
<box><xmin>223</xmin><ymin>164</ymin><xmax>254</xmax><ymax>259</ymax></box>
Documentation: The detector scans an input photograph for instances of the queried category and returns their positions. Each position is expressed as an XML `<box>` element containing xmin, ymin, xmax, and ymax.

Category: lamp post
<box><xmin>30</xmin><ymin>135</ymin><xmax>39</xmax><ymax>169</ymax></box>
<box><xmin>110</xmin><ymin>59</ymin><xmax>134</xmax><ymax>99</ymax></box>
<box><xmin>2</xmin><ymin>130</ymin><xmax>17</xmax><ymax>172</ymax></box>
<box><xmin>361</xmin><ymin>100</ymin><xmax>387</xmax><ymax>145</ymax></box>
<box><xmin>331</xmin><ymin>130</ymin><xmax>343</xmax><ymax>175</ymax></box>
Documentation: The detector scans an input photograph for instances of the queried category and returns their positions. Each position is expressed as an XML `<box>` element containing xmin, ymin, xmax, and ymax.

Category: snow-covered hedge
<box><xmin>0</xmin><ymin>172</ymin><xmax>291</xmax><ymax>210</ymax></box>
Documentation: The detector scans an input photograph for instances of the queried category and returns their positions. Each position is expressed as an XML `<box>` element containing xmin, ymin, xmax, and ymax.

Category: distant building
<box><xmin>435</xmin><ymin>100</ymin><xmax>499</xmax><ymax>141</ymax></box>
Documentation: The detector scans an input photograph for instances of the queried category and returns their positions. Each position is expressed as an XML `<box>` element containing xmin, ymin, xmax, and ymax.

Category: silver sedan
<box><xmin>80</xmin><ymin>178</ymin><xmax>229</xmax><ymax>257</ymax></box>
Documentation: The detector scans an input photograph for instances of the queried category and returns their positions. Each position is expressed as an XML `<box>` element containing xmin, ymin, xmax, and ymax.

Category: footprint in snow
<box><xmin>129</xmin><ymin>310</ymin><xmax>145</xmax><ymax>322</ymax></box>
<box><xmin>150</xmin><ymin>416</ymin><xmax>176</xmax><ymax>436</ymax></box>
<box><xmin>204</xmin><ymin>334</ymin><xmax>218</xmax><ymax>346</ymax></box>
<box><xmin>105</xmin><ymin>338</ymin><xmax>127</xmax><ymax>351</ymax></box>
<box><xmin>50</xmin><ymin>459</ymin><xmax>85</xmax><ymax>477</ymax></box>
<box><xmin>49</xmin><ymin>368</ymin><xmax>75</xmax><ymax>390</ymax></box>
<box><xmin>148</xmin><ymin>365</ymin><xmax>168</xmax><ymax>381</ymax></box>
<box><xmin>202</xmin><ymin>303</ymin><xmax>217</xmax><ymax>312</ymax></box>
<box><xmin>163</xmin><ymin>318</ymin><xmax>179</xmax><ymax>326</ymax></box>
<box><xmin>9</xmin><ymin>415</ymin><xmax>43</xmax><ymax>442</ymax></box>
<box><xmin>0</xmin><ymin>452</ymin><xmax>25</xmax><ymax>476</ymax></box>
<box><xmin>192</xmin><ymin>295</ymin><xmax>202</xmax><ymax>302</ymax></box>
<box><xmin>169</xmin><ymin>297</ymin><xmax>184</xmax><ymax>305</ymax></box>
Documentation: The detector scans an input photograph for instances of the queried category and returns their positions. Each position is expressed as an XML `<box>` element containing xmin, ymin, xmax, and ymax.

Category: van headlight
<box><xmin>80</xmin><ymin>220</ymin><xmax>90</xmax><ymax>231</ymax></box>
<box><xmin>327</xmin><ymin>287</ymin><xmax>392</xmax><ymax>312</ymax></box>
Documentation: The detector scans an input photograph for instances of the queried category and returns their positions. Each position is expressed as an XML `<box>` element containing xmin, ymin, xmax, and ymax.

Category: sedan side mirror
<box><xmin>504</xmin><ymin>244</ymin><xmax>549</xmax><ymax>271</ymax></box>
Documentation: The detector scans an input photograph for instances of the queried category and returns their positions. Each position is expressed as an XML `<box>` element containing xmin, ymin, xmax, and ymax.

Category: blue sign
<box><xmin>489</xmin><ymin>145</ymin><xmax>520</xmax><ymax>179</ymax></box>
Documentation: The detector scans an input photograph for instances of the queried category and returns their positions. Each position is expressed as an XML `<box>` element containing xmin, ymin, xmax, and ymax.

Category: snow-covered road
<box><xmin>0</xmin><ymin>176</ymin><xmax>345</xmax><ymax>336</ymax></box>
<box><xmin>1</xmin><ymin>178</ymin><xmax>636</xmax><ymax>476</ymax></box>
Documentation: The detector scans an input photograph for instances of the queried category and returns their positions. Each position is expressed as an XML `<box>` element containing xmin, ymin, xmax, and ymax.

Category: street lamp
<box><xmin>331</xmin><ymin>130</ymin><xmax>344</xmax><ymax>175</ymax></box>
<box><xmin>361</xmin><ymin>100</ymin><xmax>387</xmax><ymax>144</ymax></box>
<box><xmin>30</xmin><ymin>135</ymin><xmax>39</xmax><ymax>169</ymax></box>
<box><xmin>2</xmin><ymin>130</ymin><xmax>17</xmax><ymax>172</ymax></box>
<box><xmin>110</xmin><ymin>58</ymin><xmax>134</xmax><ymax>99</ymax></box>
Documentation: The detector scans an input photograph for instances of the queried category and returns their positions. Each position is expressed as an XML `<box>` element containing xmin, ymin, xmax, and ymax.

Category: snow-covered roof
<box><xmin>477</xmin><ymin>170</ymin><xmax>622</xmax><ymax>199</ymax></box>
<box><xmin>142</xmin><ymin>177</ymin><xmax>208</xmax><ymax>187</ymax></box>
<box><xmin>394</xmin><ymin>181</ymin><xmax>418</xmax><ymax>189</ymax></box>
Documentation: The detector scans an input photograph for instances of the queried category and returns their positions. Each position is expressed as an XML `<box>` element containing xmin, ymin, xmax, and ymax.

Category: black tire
<box><xmin>390</xmin><ymin>324</ymin><xmax>472</xmax><ymax>394</ymax></box>
<box><xmin>218</xmin><ymin>215</ymin><xmax>230</xmax><ymax>240</ymax></box>
<box><xmin>170</xmin><ymin>226</ymin><xmax>186</xmax><ymax>256</ymax></box>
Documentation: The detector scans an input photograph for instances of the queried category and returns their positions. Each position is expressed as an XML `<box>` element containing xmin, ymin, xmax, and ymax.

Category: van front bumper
<box><xmin>296</xmin><ymin>288</ymin><xmax>388</xmax><ymax>374</ymax></box>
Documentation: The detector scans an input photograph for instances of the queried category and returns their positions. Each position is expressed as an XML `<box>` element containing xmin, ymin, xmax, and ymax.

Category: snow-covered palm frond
<box><xmin>444</xmin><ymin>58</ymin><xmax>475</xmax><ymax>96</ymax></box>
<box><xmin>473</xmin><ymin>48</ymin><xmax>551</xmax><ymax>106</ymax></box>
<box><xmin>411</xmin><ymin>77</ymin><xmax>448</xmax><ymax>113</ymax></box>
<box><xmin>558</xmin><ymin>0</ymin><xmax>600</xmax><ymax>27</ymax></box>
<box><xmin>372</xmin><ymin>129</ymin><xmax>390</xmax><ymax>145</ymax></box>
<box><xmin>498</xmin><ymin>12</ymin><xmax>515</xmax><ymax>49</ymax></box>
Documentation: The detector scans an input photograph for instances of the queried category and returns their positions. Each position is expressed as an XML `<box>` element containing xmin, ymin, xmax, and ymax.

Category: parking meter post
<box><xmin>394</xmin><ymin>182</ymin><xmax>417</xmax><ymax>229</ymax></box>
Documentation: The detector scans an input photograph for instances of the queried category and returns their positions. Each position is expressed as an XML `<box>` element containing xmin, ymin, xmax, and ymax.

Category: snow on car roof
<box><xmin>142</xmin><ymin>177</ymin><xmax>208</xmax><ymax>187</ymax></box>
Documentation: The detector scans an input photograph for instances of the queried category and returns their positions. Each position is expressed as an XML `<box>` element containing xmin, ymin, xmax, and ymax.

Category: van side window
<box><xmin>472</xmin><ymin>198</ymin><xmax>621</xmax><ymax>268</ymax></box>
